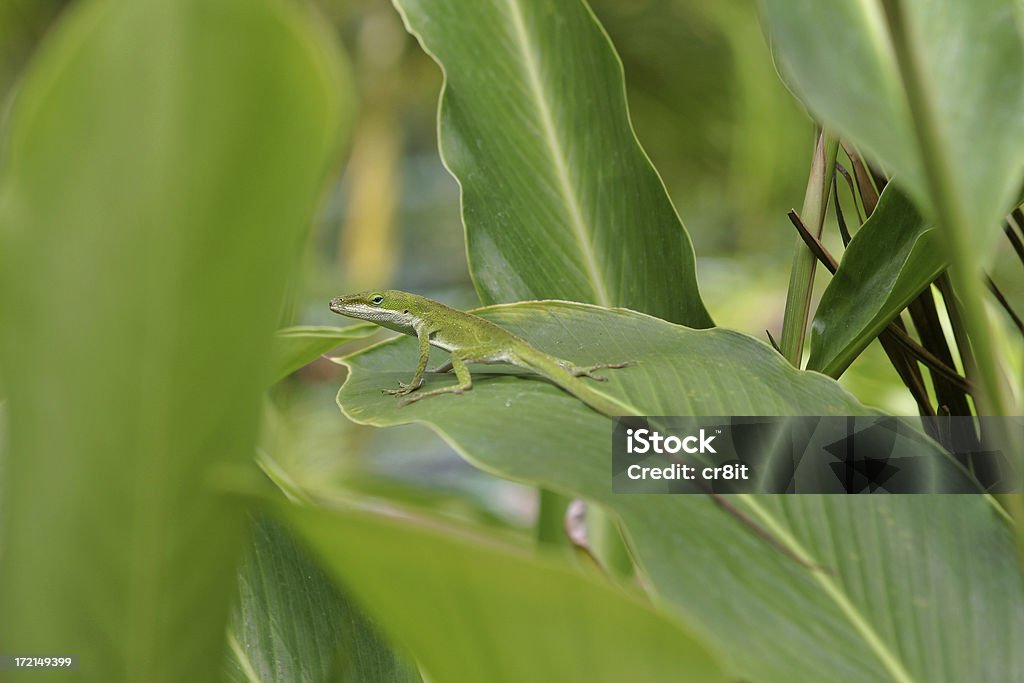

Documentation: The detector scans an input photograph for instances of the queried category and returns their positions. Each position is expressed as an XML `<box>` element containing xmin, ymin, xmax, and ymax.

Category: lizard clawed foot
<box><xmin>397</xmin><ymin>386</ymin><xmax>466</xmax><ymax>406</ymax></box>
<box><xmin>570</xmin><ymin>360</ymin><xmax>637</xmax><ymax>381</ymax></box>
<box><xmin>382</xmin><ymin>379</ymin><xmax>423</xmax><ymax>397</ymax></box>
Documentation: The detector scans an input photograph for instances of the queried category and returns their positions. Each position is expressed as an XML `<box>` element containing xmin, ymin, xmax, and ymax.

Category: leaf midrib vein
<box><xmin>740</xmin><ymin>496</ymin><xmax>918</xmax><ymax>683</ymax></box>
<box><xmin>503</xmin><ymin>0</ymin><xmax>611</xmax><ymax>306</ymax></box>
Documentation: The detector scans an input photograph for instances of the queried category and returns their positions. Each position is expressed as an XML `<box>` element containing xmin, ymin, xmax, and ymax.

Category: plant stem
<box><xmin>880</xmin><ymin>1</ymin><xmax>1016</xmax><ymax>417</ymax></box>
<box><xmin>779</xmin><ymin>130</ymin><xmax>838</xmax><ymax>367</ymax></box>
<box><xmin>880</xmin><ymin>0</ymin><xmax>1023</xmax><ymax>529</ymax></box>
<box><xmin>535</xmin><ymin>488</ymin><xmax>571</xmax><ymax>546</ymax></box>
<box><xmin>586</xmin><ymin>505</ymin><xmax>635</xmax><ymax>580</ymax></box>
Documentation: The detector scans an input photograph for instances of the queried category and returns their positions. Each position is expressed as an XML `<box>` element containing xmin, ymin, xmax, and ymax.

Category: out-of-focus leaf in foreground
<box><xmin>226</xmin><ymin>515</ymin><xmax>421</xmax><ymax>683</ymax></box>
<box><xmin>393</xmin><ymin>0</ymin><xmax>713</xmax><ymax>327</ymax></box>
<box><xmin>761</xmin><ymin>0</ymin><xmax>1024</xmax><ymax>259</ymax></box>
<box><xmin>0</xmin><ymin>0</ymin><xmax>349</xmax><ymax>680</ymax></box>
<box><xmin>808</xmin><ymin>186</ymin><xmax>942</xmax><ymax>376</ymax></box>
<box><xmin>336</xmin><ymin>301</ymin><xmax>1023</xmax><ymax>683</ymax></box>
<box><xmin>280</xmin><ymin>498</ymin><xmax>726</xmax><ymax>683</ymax></box>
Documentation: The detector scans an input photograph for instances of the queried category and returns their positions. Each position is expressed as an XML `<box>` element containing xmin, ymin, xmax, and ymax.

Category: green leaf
<box><xmin>0</xmin><ymin>0</ymin><xmax>350</xmax><ymax>680</ymax></box>
<box><xmin>808</xmin><ymin>186</ymin><xmax>942</xmax><ymax>376</ymax></box>
<box><xmin>340</xmin><ymin>301</ymin><xmax>892</xmax><ymax>421</ymax></box>
<box><xmin>393</xmin><ymin>0</ymin><xmax>713</xmax><ymax>327</ymax></box>
<box><xmin>279</xmin><ymin>498</ymin><xmax>726</xmax><ymax>683</ymax></box>
<box><xmin>226</xmin><ymin>515</ymin><xmax>421</xmax><ymax>683</ymax></box>
<box><xmin>271</xmin><ymin>324</ymin><xmax>377</xmax><ymax>383</ymax></box>
<box><xmin>760</xmin><ymin>0</ymin><xmax>1024</xmax><ymax>258</ymax></box>
<box><xmin>335</xmin><ymin>302</ymin><xmax>1022</xmax><ymax>683</ymax></box>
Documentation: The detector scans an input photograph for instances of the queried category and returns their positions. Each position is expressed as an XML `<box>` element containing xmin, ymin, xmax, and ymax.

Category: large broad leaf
<box><xmin>392</xmin><ymin>0</ymin><xmax>713</xmax><ymax>327</ymax></box>
<box><xmin>761</xmin><ymin>0</ymin><xmax>1024</xmax><ymax>259</ymax></box>
<box><xmin>339</xmin><ymin>302</ymin><xmax>875</xmax><ymax>420</ymax></box>
<box><xmin>0</xmin><ymin>1</ymin><xmax>349</xmax><ymax>680</ymax></box>
<box><xmin>335</xmin><ymin>302</ymin><xmax>1023</xmax><ymax>683</ymax></box>
<box><xmin>808</xmin><ymin>187</ymin><xmax>943</xmax><ymax>376</ymax></box>
<box><xmin>279</xmin><ymin>498</ymin><xmax>726</xmax><ymax>683</ymax></box>
<box><xmin>271</xmin><ymin>324</ymin><xmax>377</xmax><ymax>383</ymax></box>
<box><xmin>226</xmin><ymin>515</ymin><xmax>421</xmax><ymax>683</ymax></box>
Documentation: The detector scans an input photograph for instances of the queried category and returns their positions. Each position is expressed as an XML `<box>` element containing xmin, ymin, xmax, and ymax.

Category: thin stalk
<box><xmin>587</xmin><ymin>505</ymin><xmax>635</xmax><ymax>580</ymax></box>
<box><xmin>841</xmin><ymin>142</ymin><xmax>881</xmax><ymax>215</ymax></box>
<box><xmin>833</xmin><ymin>174</ymin><xmax>855</xmax><ymax>246</ymax></box>
<box><xmin>986</xmin><ymin>276</ymin><xmax>1024</xmax><ymax>337</ymax></box>
<box><xmin>835</xmin><ymin>163</ymin><xmax>866</xmax><ymax>226</ymax></box>
<box><xmin>935</xmin><ymin>275</ymin><xmax>976</xmax><ymax>390</ymax></box>
<box><xmin>881</xmin><ymin>0</ymin><xmax>1022</xmax><ymax>530</ymax></box>
<box><xmin>536</xmin><ymin>489</ymin><xmax>571</xmax><ymax>547</ymax></box>
<box><xmin>880</xmin><ymin>1</ymin><xmax>1015</xmax><ymax>418</ymax></box>
<box><xmin>1003</xmin><ymin>221</ymin><xmax>1024</xmax><ymax>266</ymax></box>
<box><xmin>907</xmin><ymin>293</ymin><xmax>972</xmax><ymax>416</ymax></box>
<box><xmin>779</xmin><ymin>131</ymin><xmax>839</xmax><ymax>366</ymax></box>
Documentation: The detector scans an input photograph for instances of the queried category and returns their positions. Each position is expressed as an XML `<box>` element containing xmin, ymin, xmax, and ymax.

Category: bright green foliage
<box><xmin>339</xmin><ymin>301</ymin><xmax>873</xmax><ymax>421</ymax></box>
<box><xmin>393</xmin><ymin>0</ymin><xmax>713</xmax><ymax>328</ymax></box>
<box><xmin>761</xmin><ymin>0</ymin><xmax>1024</xmax><ymax>258</ymax></box>
<box><xmin>809</xmin><ymin>187</ymin><xmax>942</xmax><ymax>376</ymax></box>
<box><xmin>280</xmin><ymin>497</ymin><xmax>727</xmax><ymax>683</ymax></box>
<box><xmin>226</xmin><ymin>515</ymin><xmax>421</xmax><ymax>683</ymax></box>
<box><xmin>0</xmin><ymin>0</ymin><xmax>350</xmax><ymax>680</ymax></box>
<box><xmin>271</xmin><ymin>324</ymin><xmax>377</xmax><ymax>383</ymax></box>
<box><xmin>336</xmin><ymin>301</ymin><xmax>1022</xmax><ymax>683</ymax></box>
<box><xmin>2</xmin><ymin>0</ymin><xmax>1021</xmax><ymax>680</ymax></box>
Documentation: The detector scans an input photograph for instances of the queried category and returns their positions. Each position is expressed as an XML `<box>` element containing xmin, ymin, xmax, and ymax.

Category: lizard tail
<box><xmin>516</xmin><ymin>353</ymin><xmax>637</xmax><ymax>418</ymax></box>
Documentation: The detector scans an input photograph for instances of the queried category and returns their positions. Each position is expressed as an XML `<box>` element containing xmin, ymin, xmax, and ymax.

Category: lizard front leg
<box><xmin>383</xmin><ymin>327</ymin><xmax>432</xmax><ymax>396</ymax></box>
<box><xmin>399</xmin><ymin>354</ymin><xmax>472</xmax><ymax>406</ymax></box>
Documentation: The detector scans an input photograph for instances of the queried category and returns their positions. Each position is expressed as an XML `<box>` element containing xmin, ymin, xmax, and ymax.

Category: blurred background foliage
<box><xmin>4</xmin><ymin>0</ymin><xmax>1020</xmax><ymax>530</ymax></box>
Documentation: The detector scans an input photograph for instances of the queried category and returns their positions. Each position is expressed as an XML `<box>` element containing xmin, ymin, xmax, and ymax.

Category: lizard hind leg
<box><xmin>428</xmin><ymin>358</ymin><xmax>454</xmax><ymax>374</ymax></box>
<box><xmin>398</xmin><ymin>355</ymin><xmax>472</xmax><ymax>406</ymax></box>
<box><xmin>567</xmin><ymin>360</ymin><xmax>637</xmax><ymax>382</ymax></box>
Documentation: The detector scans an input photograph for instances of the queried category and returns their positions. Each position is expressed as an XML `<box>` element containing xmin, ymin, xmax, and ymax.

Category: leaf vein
<box><xmin>503</xmin><ymin>0</ymin><xmax>610</xmax><ymax>306</ymax></box>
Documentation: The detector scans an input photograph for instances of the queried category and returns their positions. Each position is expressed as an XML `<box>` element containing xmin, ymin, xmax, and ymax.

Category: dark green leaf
<box><xmin>808</xmin><ymin>186</ymin><xmax>943</xmax><ymax>376</ymax></box>
<box><xmin>761</xmin><ymin>0</ymin><xmax>1024</xmax><ymax>258</ymax></box>
<box><xmin>335</xmin><ymin>302</ymin><xmax>1022</xmax><ymax>683</ymax></box>
<box><xmin>394</xmin><ymin>0</ymin><xmax>712</xmax><ymax>327</ymax></box>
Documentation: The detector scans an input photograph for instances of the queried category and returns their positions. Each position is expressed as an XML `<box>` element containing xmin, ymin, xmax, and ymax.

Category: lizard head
<box><xmin>329</xmin><ymin>290</ymin><xmax>416</xmax><ymax>328</ymax></box>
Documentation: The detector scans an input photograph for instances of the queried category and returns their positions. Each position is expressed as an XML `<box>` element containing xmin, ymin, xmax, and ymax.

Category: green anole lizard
<box><xmin>328</xmin><ymin>290</ymin><xmax>634</xmax><ymax>416</ymax></box>
<box><xmin>329</xmin><ymin>290</ymin><xmax>822</xmax><ymax>570</ymax></box>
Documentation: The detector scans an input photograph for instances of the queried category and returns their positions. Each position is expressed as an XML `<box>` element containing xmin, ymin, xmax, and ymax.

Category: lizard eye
<box><xmin>370</xmin><ymin>295</ymin><xmax>384</xmax><ymax>305</ymax></box>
